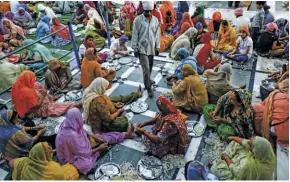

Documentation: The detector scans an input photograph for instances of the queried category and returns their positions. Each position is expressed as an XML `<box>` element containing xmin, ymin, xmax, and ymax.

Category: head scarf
<box><xmin>172</xmin><ymin>12</ymin><xmax>183</xmax><ymax>34</ymax></box>
<box><xmin>218</xmin><ymin>20</ymin><xmax>236</xmax><ymax>46</ymax></box>
<box><xmin>212</xmin><ymin>11</ymin><xmax>222</xmax><ymax>22</ymax></box>
<box><xmin>239</xmin><ymin>25</ymin><xmax>250</xmax><ymax>36</ymax></box>
<box><xmin>235</xmin><ymin>137</ymin><xmax>275</xmax><ymax>180</ymax></box>
<box><xmin>82</xmin><ymin>77</ymin><xmax>109</xmax><ymax>120</ymax></box>
<box><xmin>22</xmin><ymin>39</ymin><xmax>54</xmax><ymax>63</ymax></box>
<box><xmin>83</xmin><ymin>36</ymin><xmax>96</xmax><ymax>49</ymax></box>
<box><xmin>11</xmin><ymin>71</ymin><xmax>38</xmax><ymax>118</ymax></box>
<box><xmin>56</xmin><ymin>108</ymin><xmax>99</xmax><ymax>174</ymax></box>
<box><xmin>265</xmin><ymin>22</ymin><xmax>278</xmax><ymax>32</ymax></box>
<box><xmin>195</xmin><ymin>22</ymin><xmax>203</xmax><ymax>30</ymax></box>
<box><xmin>185</xmin><ymin>161</ymin><xmax>207</xmax><ymax>180</ymax></box>
<box><xmin>37</xmin><ymin>4</ymin><xmax>56</xmax><ymax>19</ymax></box>
<box><xmin>85</xmin><ymin>8</ymin><xmax>104</xmax><ymax>32</ymax></box>
<box><xmin>12</xmin><ymin>142</ymin><xmax>73</xmax><ymax>180</ymax></box>
<box><xmin>51</xmin><ymin>17</ymin><xmax>70</xmax><ymax>40</ymax></box>
<box><xmin>2</xmin><ymin>18</ymin><xmax>26</xmax><ymax>39</ymax></box>
<box><xmin>177</xmin><ymin>47</ymin><xmax>190</xmax><ymax>58</ymax></box>
<box><xmin>181</xmin><ymin>12</ymin><xmax>193</xmax><ymax>27</ymax></box>
<box><xmin>142</xmin><ymin>1</ymin><xmax>154</xmax><ymax>11</ymax></box>
<box><xmin>200</xmin><ymin>32</ymin><xmax>211</xmax><ymax>44</ymax></box>
<box><xmin>193</xmin><ymin>5</ymin><xmax>205</xmax><ymax>22</ymax></box>
<box><xmin>36</xmin><ymin>16</ymin><xmax>51</xmax><ymax>40</ymax></box>
<box><xmin>48</xmin><ymin>58</ymin><xmax>67</xmax><ymax>71</ymax></box>
<box><xmin>178</xmin><ymin>1</ymin><xmax>189</xmax><ymax>13</ymax></box>
<box><xmin>182</xmin><ymin>64</ymin><xmax>198</xmax><ymax>77</ymax></box>
<box><xmin>219</xmin><ymin>63</ymin><xmax>232</xmax><ymax>75</ymax></box>
<box><xmin>14</xmin><ymin>7</ymin><xmax>32</xmax><ymax>22</ymax></box>
<box><xmin>234</xmin><ymin>8</ymin><xmax>243</xmax><ymax>17</ymax></box>
<box><xmin>278</xmin><ymin>79</ymin><xmax>289</xmax><ymax>93</ymax></box>
<box><xmin>155</xmin><ymin>96</ymin><xmax>187</xmax><ymax>150</ymax></box>
<box><xmin>84</xmin><ymin>48</ymin><xmax>97</xmax><ymax>61</ymax></box>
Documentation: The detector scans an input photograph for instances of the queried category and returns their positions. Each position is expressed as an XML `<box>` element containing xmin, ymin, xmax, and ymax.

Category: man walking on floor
<box><xmin>131</xmin><ymin>1</ymin><xmax>160</xmax><ymax>97</ymax></box>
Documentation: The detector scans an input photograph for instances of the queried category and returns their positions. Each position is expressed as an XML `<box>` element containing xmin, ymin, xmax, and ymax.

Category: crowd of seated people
<box><xmin>0</xmin><ymin>1</ymin><xmax>288</xmax><ymax>181</ymax></box>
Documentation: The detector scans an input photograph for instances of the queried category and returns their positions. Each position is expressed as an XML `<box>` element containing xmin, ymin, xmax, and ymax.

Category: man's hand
<box><xmin>134</xmin><ymin>51</ymin><xmax>139</xmax><ymax>58</ymax></box>
<box><xmin>155</xmin><ymin>49</ymin><xmax>159</xmax><ymax>56</ymax></box>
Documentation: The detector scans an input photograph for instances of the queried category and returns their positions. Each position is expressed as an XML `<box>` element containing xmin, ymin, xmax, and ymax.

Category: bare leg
<box><xmin>269</xmin><ymin>49</ymin><xmax>285</xmax><ymax>57</ymax></box>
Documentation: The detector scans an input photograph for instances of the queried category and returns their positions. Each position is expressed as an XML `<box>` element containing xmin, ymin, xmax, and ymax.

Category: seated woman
<box><xmin>84</xmin><ymin>6</ymin><xmax>106</xmax><ymax>48</ymax></box>
<box><xmin>10</xmin><ymin>142</ymin><xmax>79</xmax><ymax>180</ymax></box>
<box><xmin>167</xmin><ymin>48</ymin><xmax>197</xmax><ymax>84</ymax></box>
<box><xmin>203</xmin><ymin>89</ymin><xmax>254</xmax><ymax>140</ymax></box>
<box><xmin>52</xmin><ymin>2</ymin><xmax>74</xmax><ymax>14</ymax></box>
<box><xmin>253</xmin><ymin>79</ymin><xmax>289</xmax><ymax>147</ymax></box>
<box><xmin>170</xmin><ymin>28</ymin><xmax>198</xmax><ymax>59</ymax></box>
<box><xmin>50</xmin><ymin>17</ymin><xmax>71</xmax><ymax>47</ymax></box>
<box><xmin>0</xmin><ymin>11</ymin><xmax>15</xmax><ymax>36</ymax></box>
<box><xmin>211</xmin><ymin>20</ymin><xmax>237</xmax><ymax>52</ymax></box>
<box><xmin>268</xmin><ymin>63</ymin><xmax>289</xmax><ymax>82</ymax></box>
<box><xmin>193</xmin><ymin>22</ymin><xmax>207</xmax><ymax>46</ymax></box>
<box><xmin>135</xmin><ymin>96</ymin><xmax>187</xmax><ymax>158</ymax></box>
<box><xmin>172</xmin><ymin>64</ymin><xmax>208</xmax><ymax>113</ymax></box>
<box><xmin>256</xmin><ymin>22</ymin><xmax>285</xmax><ymax>57</ymax></box>
<box><xmin>211</xmin><ymin>136</ymin><xmax>275</xmax><ymax>180</ymax></box>
<box><xmin>0</xmin><ymin>52</ymin><xmax>27</xmax><ymax>91</ymax></box>
<box><xmin>119</xmin><ymin>2</ymin><xmax>136</xmax><ymax>32</ymax></box>
<box><xmin>81</xmin><ymin>48</ymin><xmax>116</xmax><ymax>89</ymax></box>
<box><xmin>208</xmin><ymin>11</ymin><xmax>222</xmax><ymax>35</ymax></box>
<box><xmin>191</xmin><ymin>5</ymin><xmax>207</xmax><ymax>28</ymax></box>
<box><xmin>0</xmin><ymin>109</ymin><xmax>49</xmax><ymax>159</ymax></box>
<box><xmin>36</xmin><ymin>16</ymin><xmax>51</xmax><ymax>43</ymax></box>
<box><xmin>73</xmin><ymin>2</ymin><xmax>87</xmax><ymax>25</ymax></box>
<box><xmin>2</xmin><ymin>18</ymin><xmax>26</xmax><ymax>47</ymax></box>
<box><xmin>275</xmin><ymin>18</ymin><xmax>289</xmax><ymax>46</ymax></box>
<box><xmin>160</xmin><ymin>1</ymin><xmax>176</xmax><ymax>34</ymax></box>
<box><xmin>79</xmin><ymin>35</ymin><xmax>96</xmax><ymax>60</ymax></box>
<box><xmin>110</xmin><ymin>35</ymin><xmax>129</xmax><ymax>58</ymax></box>
<box><xmin>83</xmin><ymin>77</ymin><xmax>141</xmax><ymax>133</ymax></box>
<box><xmin>45</xmin><ymin>59</ymin><xmax>81</xmax><ymax>94</ymax></box>
<box><xmin>13</xmin><ymin>7</ymin><xmax>35</xmax><ymax>30</ymax></box>
<box><xmin>56</xmin><ymin>108</ymin><xmax>134</xmax><ymax>174</ymax></box>
<box><xmin>174</xmin><ymin>12</ymin><xmax>193</xmax><ymax>39</ymax></box>
<box><xmin>204</xmin><ymin>63</ymin><xmax>241</xmax><ymax>104</ymax></box>
<box><xmin>223</xmin><ymin>26</ymin><xmax>253</xmax><ymax>63</ymax></box>
<box><xmin>193</xmin><ymin>33</ymin><xmax>221</xmax><ymax>72</ymax></box>
<box><xmin>21</xmin><ymin>39</ymin><xmax>54</xmax><ymax>71</ymax></box>
<box><xmin>11</xmin><ymin>71</ymin><xmax>80</xmax><ymax>119</ymax></box>
<box><xmin>37</xmin><ymin>4</ymin><xmax>56</xmax><ymax>22</ymax></box>
<box><xmin>171</xmin><ymin>12</ymin><xmax>182</xmax><ymax>35</ymax></box>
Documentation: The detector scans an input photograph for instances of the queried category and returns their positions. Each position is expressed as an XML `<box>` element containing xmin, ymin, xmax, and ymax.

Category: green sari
<box><xmin>211</xmin><ymin>137</ymin><xmax>275</xmax><ymax>180</ymax></box>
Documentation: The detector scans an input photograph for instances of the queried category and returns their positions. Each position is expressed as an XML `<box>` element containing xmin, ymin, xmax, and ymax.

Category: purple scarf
<box><xmin>55</xmin><ymin>108</ymin><xmax>99</xmax><ymax>174</ymax></box>
<box><xmin>0</xmin><ymin>11</ymin><xmax>14</xmax><ymax>35</ymax></box>
<box><xmin>14</xmin><ymin>7</ymin><xmax>32</xmax><ymax>22</ymax></box>
<box><xmin>172</xmin><ymin>11</ymin><xmax>183</xmax><ymax>34</ymax></box>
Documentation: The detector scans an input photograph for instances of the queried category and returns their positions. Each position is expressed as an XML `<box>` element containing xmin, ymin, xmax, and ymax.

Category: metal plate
<box><xmin>130</xmin><ymin>101</ymin><xmax>148</xmax><ymax>113</ymax></box>
<box><xmin>76</xmin><ymin>24</ymin><xmax>84</xmax><ymax>28</ymax></box>
<box><xmin>95</xmin><ymin>162</ymin><xmax>121</xmax><ymax>180</ymax></box>
<box><xmin>64</xmin><ymin>90</ymin><xmax>82</xmax><ymax>102</ymax></box>
<box><xmin>74</xmin><ymin>32</ymin><xmax>81</xmax><ymax>37</ymax></box>
<box><xmin>137</xmin><ymin>156</ymin><xmax>163</xmax><ymax>180</ymax></box>
<box><xmin>119</xmin><ymin>57</ymin><xmax>132</xmax><ymax>65</ymax></box>
<box><xmin>187</xmin><ymin>121</ymin><xmax>205</xmax><ymax>138</ymax></box>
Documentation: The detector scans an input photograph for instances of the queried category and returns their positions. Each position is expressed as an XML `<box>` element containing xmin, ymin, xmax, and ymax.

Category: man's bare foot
<box><xmin>125</xmin><ymin>123</ymin><xmax>135</xmax><ymax>139</ymax></box>
<box><xmin>137</xmin><ymin>85</ymin><xmax>142</xmax><ymax>98</ymax></box>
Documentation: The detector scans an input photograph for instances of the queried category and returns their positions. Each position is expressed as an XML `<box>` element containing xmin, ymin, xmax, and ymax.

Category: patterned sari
<box><xmin>144</xmin><ymin>96</ymin><xmax>187</xmax><ymax>158</ymax></box>
<box><xmin>0</xmin><ymin>110</ymin><xmax>33</xmax><ymax>159</ymax></box>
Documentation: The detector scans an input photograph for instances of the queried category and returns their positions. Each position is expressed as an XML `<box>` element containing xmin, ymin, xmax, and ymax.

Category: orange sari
<box><xmin>160</xmin><ymin>1</ymin><xmax>176</xmax><ymax>33</ymax></box>
<box><xmin>11</xmin><ymin>71</ymin><xmax>38</xmax><ymax>118</ymax></box>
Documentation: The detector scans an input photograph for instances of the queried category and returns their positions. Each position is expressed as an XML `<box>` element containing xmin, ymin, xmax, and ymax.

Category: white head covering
<box><xmin>82</xmin><ymin>77</ymin><xmax>109</xmax><ymax>120</ymax></box>
<box><xmin>85</xmin><ymin>8</ymin><xmax>104</xmax><ymax>32</ymax></box>
<box><xmin>38</xmin><ymin>4</ymin><xmax>56</xmax><ymax>21</ymax></box>
<box><xmin>38</xmin><ymin>4</ymin><xmax>45</xmax><ymax>11</ymax></box>
<box><xmin>142</xmin><ymin>1</ymin><xmax>154</xmax><ymax>11</ymax></box>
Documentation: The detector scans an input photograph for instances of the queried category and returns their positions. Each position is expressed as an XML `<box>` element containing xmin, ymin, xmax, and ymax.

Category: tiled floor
<box><xmin>0</xmin><ymin>2</ymin><xmax>289</xmax><ymax>180</ymax></box>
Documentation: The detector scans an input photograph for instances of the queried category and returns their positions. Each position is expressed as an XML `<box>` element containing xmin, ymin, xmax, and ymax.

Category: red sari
<box><xmin>193</xmin><ymin>33</ymin><xmax>220</xmax><ymax>70</ymax></box>
<box><xmin>51</xmin><ymin>17</ymin><xmax>70</xmax><ymax>40</ymax></box>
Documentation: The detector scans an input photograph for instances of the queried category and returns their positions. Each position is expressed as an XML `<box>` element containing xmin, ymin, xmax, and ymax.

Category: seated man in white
<box><xmin>110</xmin><ymin>35</ymin><xmax>130</xmax><ymax>58</ymax></box>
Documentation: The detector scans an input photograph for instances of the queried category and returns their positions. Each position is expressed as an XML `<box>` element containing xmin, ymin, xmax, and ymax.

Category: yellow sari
<box><xmin>12</xmin><ymin>142</ymin><xmax>79</xmax><ymax>180</ymax></box>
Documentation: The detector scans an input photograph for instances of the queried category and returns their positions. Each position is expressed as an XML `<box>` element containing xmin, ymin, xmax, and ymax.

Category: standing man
<box><xmin>132</xmin><ymin>1</ymin><xmax>160</xmax><ymax>97</ymax></box>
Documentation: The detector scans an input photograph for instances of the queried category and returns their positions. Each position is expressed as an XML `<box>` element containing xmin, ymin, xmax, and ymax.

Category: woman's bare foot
<box><xmin>137</xmin><ymin>85</ymin><xmax>142</xmax><ymax>98</ymax></box>
<box><xmin>74</xmin><ymin>102</ymin><xmax>83</xmax><ymax>108</ymax></box>
<box><xmin>125</xmin><ymin>123</ymin><xmax>135</xmax><ymax>139</ymax></box>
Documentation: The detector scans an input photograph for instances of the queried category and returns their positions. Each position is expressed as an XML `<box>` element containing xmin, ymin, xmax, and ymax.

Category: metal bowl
<box><xmin>130</xmin><ymin>101</ymin><xmax>148</xmax><ymax>113</ymax></box>
<box><xmin>94</xmin><ymin>162</ymin><xmax>121</xmax><ymax>180</ymax></box>
<box><xmin>137</xmin><ymin>156</ymin><xmax>163</xmax><ymax>180</ymax></box>
<box><xmin>119</xmin><ymin>57</ymin><xmax>132</xmax><ymax>65</ymax></box>
<box><xmin>186</xmin><ymin>121</ymin><xmax>205</xmax><ymax>138</ymax></box>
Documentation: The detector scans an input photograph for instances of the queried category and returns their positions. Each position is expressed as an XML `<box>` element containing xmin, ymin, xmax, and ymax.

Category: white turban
<box><xmin>142</xmin><ymin>1</ymin><xmax>154</xmax><ymax>11</ymax></box>
<box><xmin>38</xmin><ymin>4</ymin><xmax>45</xmax><ymax>11</ymax></box>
